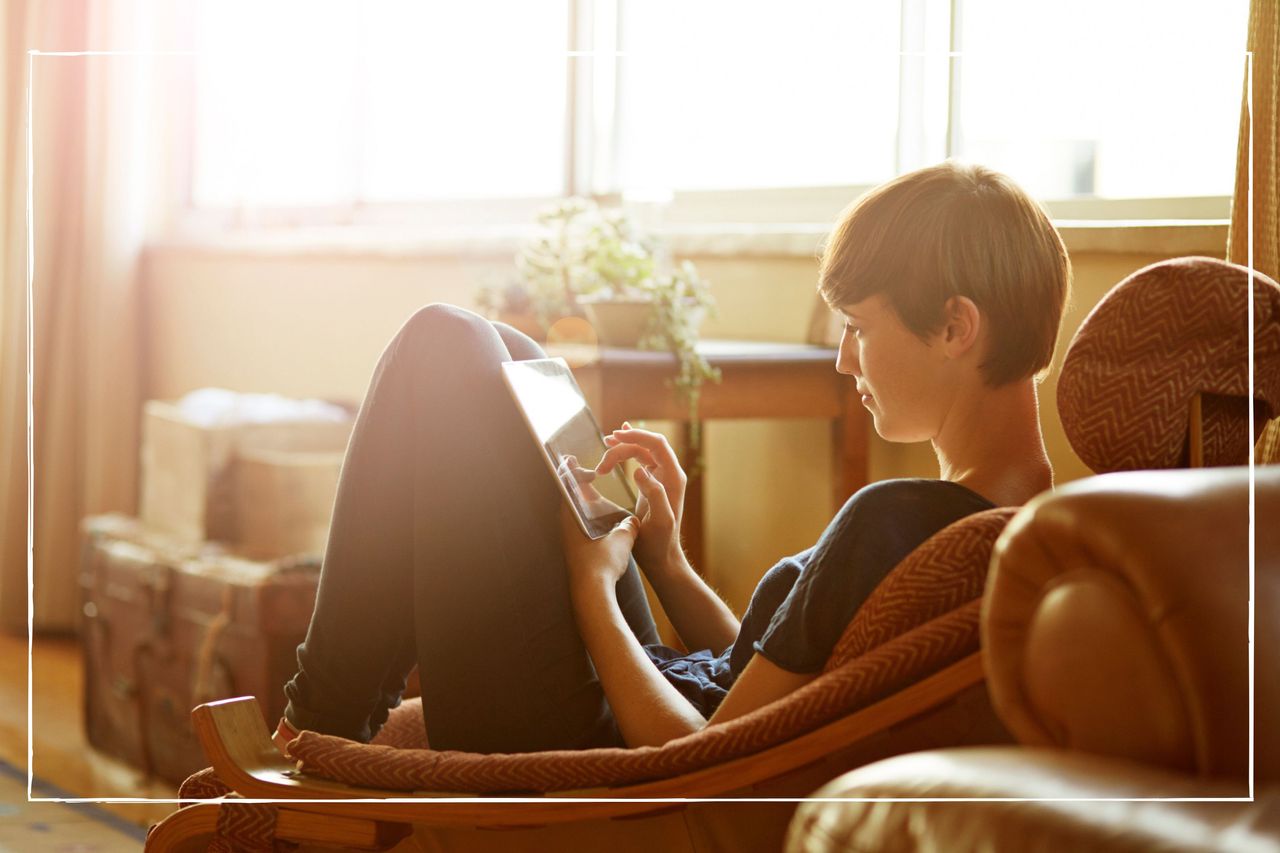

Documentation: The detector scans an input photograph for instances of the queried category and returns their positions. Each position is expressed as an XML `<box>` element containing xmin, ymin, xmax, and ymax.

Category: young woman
<box><xmin>277</xmin><ymin>161</ymin><xmax>1071</xmax><ymax>753</ymax></box>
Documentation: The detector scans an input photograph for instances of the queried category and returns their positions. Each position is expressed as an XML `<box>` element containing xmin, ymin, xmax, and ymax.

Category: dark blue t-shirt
<box><xmin>642</xmin><ymin>479</ymin><xmax>995</xmax><ymax>717</ymax></box>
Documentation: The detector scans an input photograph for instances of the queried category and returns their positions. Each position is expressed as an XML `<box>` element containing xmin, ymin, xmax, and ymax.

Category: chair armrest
<box><xmin>191</xmin><ymin>696</ymin><xmax>435</xmax><ymax>801</ymax></box>
<box><xmin>787</xmin><ymin>746</ymin><xmax>1271</xmax><ymax>853</ymax></box>
<box><xmin>982</xmin><ymin>466</ymin><xmax>1279</xmax><ymax>781</ymax></box>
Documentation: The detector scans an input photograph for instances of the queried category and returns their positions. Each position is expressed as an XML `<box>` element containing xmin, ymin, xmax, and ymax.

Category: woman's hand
<box><xmin>558</xmin><ymin>454</ymin><xmax>629</xmax><ymax>520</ymax></box>
<box><xmin>596</xmin><ymin>424</ymin><xmax>688</xmax><ymax>576</ymax></box>
<box><xmin>558</xmin><ymin>503</ymin><xmax>638</xmax><ymax>593</ymax></box>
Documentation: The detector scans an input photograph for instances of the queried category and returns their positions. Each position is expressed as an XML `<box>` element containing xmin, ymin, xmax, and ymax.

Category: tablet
<box><xmin>501</xmin><ymin>358</ymin><xmax>638</xmax><ymax>539</ymax></box>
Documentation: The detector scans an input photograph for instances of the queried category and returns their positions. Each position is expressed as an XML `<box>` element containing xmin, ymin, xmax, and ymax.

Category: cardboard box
<box><xmin>234</xmin><ymin>448</ymin><xmax>345</xmax><ymax>559</ymax></box>
<box><xmin>139</xmin><ymin>397</ymin><xmax>353</xmax><ymax>549</ymax></box>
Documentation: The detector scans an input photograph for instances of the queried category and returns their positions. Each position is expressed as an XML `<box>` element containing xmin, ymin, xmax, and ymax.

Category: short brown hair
<box><xmin>818</xmin><ymin>161</ymin><xmax>1071</xmax><ymax>386</ymax></box>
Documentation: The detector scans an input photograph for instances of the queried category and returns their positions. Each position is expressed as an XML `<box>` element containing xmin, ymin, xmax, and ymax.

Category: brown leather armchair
<box><xmin>787</xmin><ymin>463</ymin><xmax>1279</xmax><ymax>852</ymax></box>
<box><xmin>787</xmin><ymin>255</ymin><xmax>1280</xmax><ymax>852</ymax></box>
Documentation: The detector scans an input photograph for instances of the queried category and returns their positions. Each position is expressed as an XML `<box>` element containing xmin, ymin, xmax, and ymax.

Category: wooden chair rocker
<box><xmin>145</xmin><ymin>256</ymin><xmax>1280</xmax><ymax>853</ymax></box>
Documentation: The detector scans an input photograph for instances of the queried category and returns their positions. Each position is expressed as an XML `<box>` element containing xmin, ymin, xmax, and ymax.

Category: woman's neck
<box><xmin>931</xmin><ymin>378</ymin><xmax>1053</xmax><ymax>507</ymax></box>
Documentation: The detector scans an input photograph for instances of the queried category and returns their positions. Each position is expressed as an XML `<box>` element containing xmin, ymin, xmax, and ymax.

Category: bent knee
<box><xmin>403</xmin><ymin>302</ymin><xmax>484</xmax><ymax>336</ymax></box>
<box><xmin>397</xmin><ymin>303</ymin><xmax>491</xmax><ymax>353</ymax></box>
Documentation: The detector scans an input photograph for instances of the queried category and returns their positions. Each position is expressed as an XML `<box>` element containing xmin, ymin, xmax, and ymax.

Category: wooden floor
<box><xmin>0</xmin><ymin>629</ymin><xmax>179</xmax><ymax>829</ymax></box>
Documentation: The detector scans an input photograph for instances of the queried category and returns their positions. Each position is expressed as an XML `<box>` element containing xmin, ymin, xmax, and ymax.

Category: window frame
<box><xmin>173</xmin><ymin>0</ymin><xmax>1235</xmax><ymax>237</ymax></box>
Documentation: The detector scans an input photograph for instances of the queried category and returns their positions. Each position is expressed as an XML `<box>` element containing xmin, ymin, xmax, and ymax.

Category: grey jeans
<box><xmin>281</xmin><ymin>304</ymin><xmax>660</xmax><ymax>752</ymax></box>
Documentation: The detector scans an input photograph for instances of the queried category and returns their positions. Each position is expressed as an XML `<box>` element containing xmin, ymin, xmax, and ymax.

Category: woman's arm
<box><xmin>560</xmin><ymin>498</ymin><xmax>816</xmax><ymax>748</ymax></box>
<box><xmin>641</xmin><ymin>543</ymin><xmax>739</xmax><ymax>654</ymax></box>
<box><xmin>706</xmin><ymin>653</ymin><xmax>817</xmax><ymax>726</ymax></box>
<box><xmin>596</xmin><ymin>426</ymin><xmax>739</xmax><ymax>651</ymax></box>
<box><xmin>571</xmin><ymin>557</ymin><xmax>816</xmax><ymax>744</ymax></box>
<box><xmin>568</xmin><ymin>565</ymin><xmax>708</xmax><ymax>747</ymax></box>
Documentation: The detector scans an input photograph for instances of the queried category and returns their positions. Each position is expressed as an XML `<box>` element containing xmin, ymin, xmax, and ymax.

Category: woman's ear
<box><xmin>940</xmin><ymin>296</ymin><xmax>982</xmax><ymax>359</ymax></box>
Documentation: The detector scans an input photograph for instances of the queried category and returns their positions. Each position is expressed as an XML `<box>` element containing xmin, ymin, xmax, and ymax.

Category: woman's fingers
<box><xmin>596</xmin><ymin>443</ymin><xmax>657</xmax><ymax>475</ymax></box>
<box><xmin>562</xmin><ymin>454</ymin><xmax>597</xmax><ymax>483</ymax></box>
<box><xmin>633</xmin><ymin>466</ymin><xmax>673</xmax><ymax>520</ymax></box>
<box><xmin>609</xmin><ymin>427</ymin><xmax>683</xmax><ymax>474</ymax></box>
<box><xmin>611</xmin><ymin>514</ymin><xmax>640</xmax><ymax>544</ymax></box>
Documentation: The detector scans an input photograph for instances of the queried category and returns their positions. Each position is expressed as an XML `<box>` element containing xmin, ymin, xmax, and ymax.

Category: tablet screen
<box><xmin>501</xmin><ymin>359</ymin><xmax>637</xmax><ymax>539</ymax></box>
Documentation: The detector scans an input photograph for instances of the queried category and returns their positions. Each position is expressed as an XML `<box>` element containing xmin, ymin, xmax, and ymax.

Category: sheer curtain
<box><xmin>1226</xmin><ymin>0</ymin><xmax>1280</xmax><ymax>463</ymax></box>
<box><xmin>0</xmin><ymin>1</ymin><xmax>183</xmax><ymax>631</ymax></box>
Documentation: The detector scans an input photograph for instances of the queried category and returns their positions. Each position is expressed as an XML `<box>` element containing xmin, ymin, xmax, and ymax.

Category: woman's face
<box><xmin>835</xmin><ymin>294</ymin><xmax>953</xmax><ymax>442</ymax></box>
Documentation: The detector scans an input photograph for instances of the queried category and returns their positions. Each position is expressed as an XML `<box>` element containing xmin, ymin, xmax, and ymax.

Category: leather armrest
<box><xmin>787</xmin><ymin>746</ymin><xmax>1276</xmax><ymax>853</ymax></box>
<box><xmin>981</xmin><ymin>466</ymin><xmax>1279</xmax><ymax>781</ymax></box>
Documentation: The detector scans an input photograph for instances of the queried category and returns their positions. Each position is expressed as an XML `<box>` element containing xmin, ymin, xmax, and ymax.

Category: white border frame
<box><xmin>27</xmin><ymin>46</ymin><xmax>1259</xmax><ymax>804</ymax></box>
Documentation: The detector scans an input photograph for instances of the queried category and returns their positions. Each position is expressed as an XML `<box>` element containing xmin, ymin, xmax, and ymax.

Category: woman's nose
<box><xmin>835</xmin><ymin>336</ymin><xmax>859</xmax><ymax>377</ymax></box>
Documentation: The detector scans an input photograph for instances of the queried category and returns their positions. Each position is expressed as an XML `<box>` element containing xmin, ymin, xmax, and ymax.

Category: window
<box><xmin>186</xmin><ymin>0</ymin><xmax>1248</xmax><ymax>224</ymax></box>
<box><xmin>955</xmin><ymin>0</ymin><xmax>1248</xmax><ymax>203</ymax></box>
<box><xmin>192</xmin><ymin>0</ymin><xmax>569</xmax><ymax>209</ymax></box>
<box><xmin>614</xmin><ymin>1</ymin><xmax>901</xmax><ymax>193</ymax></box>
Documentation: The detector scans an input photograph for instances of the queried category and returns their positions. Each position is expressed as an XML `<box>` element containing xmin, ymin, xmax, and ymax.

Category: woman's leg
<box><xmin>282</xmin><ymin>304</ymin><xmax>658</xmax><ymax>752</ymax></box>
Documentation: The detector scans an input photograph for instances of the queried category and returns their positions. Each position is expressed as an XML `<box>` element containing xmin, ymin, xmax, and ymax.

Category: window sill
<box><xmin>148</xmin><ymin>219</ymin><xmax>1229</xmax><ymax>262</ymax></box>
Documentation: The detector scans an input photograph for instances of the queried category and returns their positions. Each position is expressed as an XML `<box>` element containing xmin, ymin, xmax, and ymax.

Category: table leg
<box><xmin>832</xmin><ymin>386</ymin><xmax>870</xmax><ymax>509</ymax></box>
<box><xmin>679</xmin><ymin>421</ymin><xmax>706</xmax><ymax>575</ymax></box>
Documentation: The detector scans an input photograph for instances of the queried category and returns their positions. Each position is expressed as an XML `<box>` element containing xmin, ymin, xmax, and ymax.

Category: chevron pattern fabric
<box><xmin>370</xmin><ymin>697</ymin><xmax>428</xmax><ymax>749</ymax></box>
<box><xmin>169</xmin><ymin>769</ymin><xmax>283</xmax><ymax>851</ymax></box>
<box><xmin>287</xmin><ymin>599</ymin><xmax>982</xmax><ymax>793</ymax></box>
<box><xmin>825</xmin><ymin>508</ymin><xmax>1016</xmax><ymax>672</ymax></box>
<box><xmin>177</xmin><ymin>766</ymin><xmax>233</xmax><ymax>800</ymax></box>
<box><xmin>1058</xmin><ymin>257</ymin><xmax>1280</xmax><ymax>473</ymax></box>
<box><xmin>207</xmin><ymin>803</ymin><xmax>278</xmax><ymax>853</ymax></box>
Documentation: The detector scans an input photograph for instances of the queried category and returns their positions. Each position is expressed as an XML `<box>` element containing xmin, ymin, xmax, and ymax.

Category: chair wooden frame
<box><xmin>145</xmin><ymin>653</ymin><xmax>984</xmax><ymax>850</ymax></box>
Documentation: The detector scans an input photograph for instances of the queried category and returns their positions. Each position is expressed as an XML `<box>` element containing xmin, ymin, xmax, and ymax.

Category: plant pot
<box><xmin>579</xmin><ymin>299</ymin><xmax>657</xmax><ymax>348</ymax></box>
<box><xmin>579</xmin><ymin>298</ymin><xmax>708</xmax><ymax>348</ymax></box>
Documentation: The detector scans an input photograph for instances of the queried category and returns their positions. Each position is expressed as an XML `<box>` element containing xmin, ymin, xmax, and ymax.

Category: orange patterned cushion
<box><xmin>177</xmin><ymin>766</ymin><xmax>232</xmax><ymax>800</ymax></box>
<box><xmin>370</xmin><ymin>697</ymin><xmax>429</xmax><ymax>750</ymax></box>
<box><xmin>207</xmin><ymin>804</ymin><xmax>278</xmax><ymax>853</ymax></box>
<box><xmin>825</xmin><ymin>508</ymin><xmax>1017</xmax><ymax>671</ymax></box>
<box><xmin>1057</xmin><ymin>257</ymin><xmax>1280</xmax><ymax>473</ymax></box>
<box><xmin>288</xmin><ymin>600</ymin><xmax>982</xmax><ymax>793</ymax></box>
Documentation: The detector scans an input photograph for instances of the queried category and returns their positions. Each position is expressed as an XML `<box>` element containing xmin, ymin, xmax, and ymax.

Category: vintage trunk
<box><xmin>80</xmin><ymin>514</ymin><xmax>320</xmax><ymax>784</ymax></box>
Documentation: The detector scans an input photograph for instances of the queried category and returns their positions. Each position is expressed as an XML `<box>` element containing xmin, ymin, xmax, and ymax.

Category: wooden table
<box><xmin>550</xmin><ymin>340</ymin><xmax>871</xmax><ymax>572</ymax></box>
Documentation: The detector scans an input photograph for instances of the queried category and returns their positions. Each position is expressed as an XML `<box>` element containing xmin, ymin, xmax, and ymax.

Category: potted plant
<box><xmin>478</xmin><ymin>199</ymin><xmax>721</xmax><ymax>450</ymax></box>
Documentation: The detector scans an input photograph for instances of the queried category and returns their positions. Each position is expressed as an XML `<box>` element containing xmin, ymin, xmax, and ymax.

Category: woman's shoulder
<box><xmin>846</xmin><ymin>478</ymin><xmax>996</xmax><ymax>513</ymax></box>
<box><xmin>839</xmin><ymin>479</ymin><xmax>998</xmax><ymax>532</ymax></box>
<box><xmin>814</xmin><ymin>478</ymin><xmax>998</xmax><ymax>569</ymax></box>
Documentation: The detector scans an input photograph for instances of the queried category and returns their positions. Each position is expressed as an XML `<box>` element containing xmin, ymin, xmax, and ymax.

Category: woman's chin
<box><xmin>871</xmin><ymin>416</ymin><xmax>930</xmax><ymax>444</ymax></box>
<box><xmin>869</xmin><ymin>414</ymin><xmax>896</xmax><ymax>442</ymax></box>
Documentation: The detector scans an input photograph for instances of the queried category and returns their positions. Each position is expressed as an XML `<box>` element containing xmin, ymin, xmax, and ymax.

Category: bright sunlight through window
<box><xmin>956</xmin><ymin>0</ymin><xmax>1249</xmax><ymax>200</ymax></box>
<box><xmin>188</xmin><ymin>0</ymin><xmax>1249</xmax><ymax>214</ymax></box>
<box><xmin>192</xmin><ymin>0</ymin><xmax>568</xmax><ymax>208</ymax></box>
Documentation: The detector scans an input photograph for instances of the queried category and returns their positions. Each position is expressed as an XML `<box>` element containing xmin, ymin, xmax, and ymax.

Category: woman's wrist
<box><xmin>651</xmin><ymin>544</ymin><xmax>693</xmax><ymax>581</ymax></box>
<box><xmin>636</xmin><ymin>546</ymin><xmax>696</xmax><ymax>591</ymax></box>
<box><xmin>569</xmin><ymin>573</ymin><xmax>627</xmax><ymax>644</ymax></box>
<box><xmin>569</xmin><ymin>570</ymin><xmax>617</xmax><ymax>606</ymax></box>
